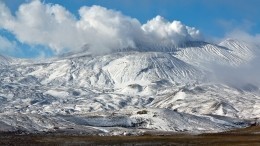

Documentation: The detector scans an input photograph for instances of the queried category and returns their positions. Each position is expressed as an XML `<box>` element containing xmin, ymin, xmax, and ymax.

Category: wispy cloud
<box><xmin>0</xmin><ymin>35</ymin><xmax>18</xmax><ymax>56</ymax></box>
<box><xmin>210</xmin><ymin>21</ymin><xmax>260</xmax><ymax>88</ymax></box>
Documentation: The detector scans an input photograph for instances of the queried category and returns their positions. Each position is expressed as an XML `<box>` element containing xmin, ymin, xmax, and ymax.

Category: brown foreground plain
<box><xmin>0</xmin><ymin>126</ymin><xmax>260</xmax><ymax>145</ymax></box>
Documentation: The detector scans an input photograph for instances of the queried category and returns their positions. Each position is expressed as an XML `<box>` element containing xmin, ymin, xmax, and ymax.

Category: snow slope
<box><xmin>0</xmin><ymin>108</ymin><xmax>250</xmax><ymax>135</ymax></box>
<box><xmin>0</xmin><ymin>55</ymin><xmax>12</xmax><ymax>66</ymax></box>
<box><xmin>0</xmin><ymin>39</ymin><xmax>259</xmax><ymax>135</ymax></box>
<box><xmin>174</xmin><ymin>40</ymin><xmax>253</xmax><ymax>68</ymax></box>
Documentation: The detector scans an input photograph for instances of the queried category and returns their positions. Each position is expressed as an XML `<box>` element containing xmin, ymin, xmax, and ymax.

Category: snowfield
<box><xmin>0</xmin><ymin>39</ymin><xmax>259</xmax><ymax>135</ymax></box>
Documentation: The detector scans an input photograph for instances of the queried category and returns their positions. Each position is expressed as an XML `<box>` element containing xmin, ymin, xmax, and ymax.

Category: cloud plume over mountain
<box><xmin>0</xmin><ymin>0</ymin><xmax>202</xmax><ymax>54</ymax></box>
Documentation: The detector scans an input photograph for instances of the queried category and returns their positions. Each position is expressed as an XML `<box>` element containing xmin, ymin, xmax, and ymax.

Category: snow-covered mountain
<box><xmin>0</xmin><ymin>55</ymin><xmax>12</xmax><ymax>66</ymax></box>
<box><xmin>0</xmin><ymin>39</ymin><xmax>259</xmax><ymax>135</ymax></box>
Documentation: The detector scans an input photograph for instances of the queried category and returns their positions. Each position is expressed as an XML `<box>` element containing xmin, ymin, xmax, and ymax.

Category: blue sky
<box><xmin>0</xmin><ymin>0</ymin><xmax>260</xmax><ymax>58</ymax></box>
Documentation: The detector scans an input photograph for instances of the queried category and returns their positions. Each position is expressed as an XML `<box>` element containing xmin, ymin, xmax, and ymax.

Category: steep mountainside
<box><xmin>0</xmin><ymin>39</ymin><xmax>259</xmax><ymax>135</ymax></box>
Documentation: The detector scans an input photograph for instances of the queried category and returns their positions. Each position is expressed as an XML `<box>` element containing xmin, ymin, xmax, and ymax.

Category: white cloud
<box><xmin>76</xmin><ymin>5</ymin><xmax>142</xmax><ymax>53</ymax></box>
<box><xmin>0</xmin><ymin>35</ymin><xmax>17</xmax><ymax>55</ymax></box>
<box><xmin>1</xmin><ymin>0</ymin><xmax>79</xmax><ymax>53</ymax></box>
<box><xmin>0</xmin><ymin>1</ymin><xmax>14</xmax><ymax>28</ymax></box>
<box><xmin>0</xmin><ymin>0</ymin><xmax>202</xmax><ymax>55</ymax></box>
<box><xmin>142</xmin><ymin>16</ymin><xmax>201</xmax><ymax>45</ymax></box>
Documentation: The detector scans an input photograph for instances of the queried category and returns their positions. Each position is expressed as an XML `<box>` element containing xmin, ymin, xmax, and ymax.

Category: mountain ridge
<box><xmin>0</xmin><ymin>39</ymin><xmax>259</xmax><ymax>135</ymax></box>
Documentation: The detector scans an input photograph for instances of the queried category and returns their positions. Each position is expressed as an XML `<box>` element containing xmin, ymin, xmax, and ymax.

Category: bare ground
<box><xmin>1</xmin><ymin>126</ymin><xmax>260</xmax><ymax>146</ymax></box>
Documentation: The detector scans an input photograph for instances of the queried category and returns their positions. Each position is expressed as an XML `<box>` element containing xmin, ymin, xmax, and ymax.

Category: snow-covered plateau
<box><xmin>0</xmin><ymin>39</ymin><xmax>260</xmax><ymax>135</ymax></box>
